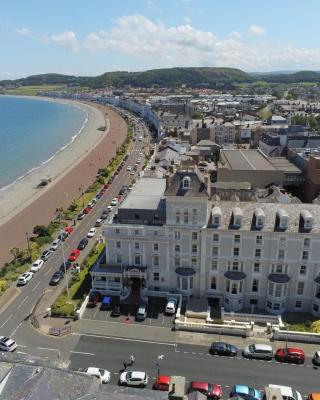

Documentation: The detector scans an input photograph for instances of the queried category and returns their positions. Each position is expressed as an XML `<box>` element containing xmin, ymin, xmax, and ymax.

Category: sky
<box><xmin>1</xmin><ymin>0</ymin><xmax>320</xmax><ymax>79</ymax></box>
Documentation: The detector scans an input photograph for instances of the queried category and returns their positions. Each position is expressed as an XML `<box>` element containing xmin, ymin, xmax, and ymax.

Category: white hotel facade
<box><xmin>91</xmin><ymin>169</ymin><xmax>320</xmax><ymax>317</ymax></box>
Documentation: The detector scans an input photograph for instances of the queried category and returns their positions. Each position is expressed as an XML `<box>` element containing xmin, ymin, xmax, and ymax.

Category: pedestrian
<box><xmin>123</xmin><ymin>360</ymin><xmax>127</xmax><ymax>370</ymax></box>
<box><xmin>129</xmin><ymin>355</ymin><xmax>135</xmax><ymax>365</ymax></box>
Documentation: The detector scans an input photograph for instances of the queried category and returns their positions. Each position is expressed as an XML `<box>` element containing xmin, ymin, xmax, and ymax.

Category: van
<box><xmin>136</xmin><ymin>304</ymin><xmax>147</xmax><ymax>320</ymax></box>
<box><xmin>268</xmin><ymin>385</ymin><xmax>303</xmax><ymax>400</ymax></box>
<box><xmin>85</xmin><ymin>367</ymin><xmax>110</xmax><ymax>384</ymax></box>
<box><xmin>243</xmin><ymin>344</ymin><xmax>273</xmax><ymax>360</ymax></box>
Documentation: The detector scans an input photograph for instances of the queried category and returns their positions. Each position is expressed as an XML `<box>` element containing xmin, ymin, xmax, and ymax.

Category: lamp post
<box><xmin>79</xmin><ymin>185</ymin><xmax>84</xmax><ymax>207</ymax></box>
<box><xmin>25</xmin><ymin>232</ymin><xmax>31</xmax><ymax>262</ymax></box>
<box><xmin>60</xmin><ymin>230</ymin><xmax>70</xmax><ymax>303</ymax></box>
<box><xmin>156</xmin><ymin>354</ymin><xmax>164</xmax><ymax>380</ymax></box>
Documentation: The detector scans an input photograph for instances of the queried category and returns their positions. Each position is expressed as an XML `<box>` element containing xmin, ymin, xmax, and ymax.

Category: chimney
<box><xmin>205</xmin><ymin>173</ymin><xmax>211</xmax><ymax>198</ymax></box>
<box><xmin>165</xmin><ymin>172</ymin><xmax>171</xmax><ymax>189</ymax></box>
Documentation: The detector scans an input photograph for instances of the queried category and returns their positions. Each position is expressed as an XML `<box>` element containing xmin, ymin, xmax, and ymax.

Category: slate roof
<box><xmin>268</xmin><ymin>274</ymin><xmax>290</xmax><ymax>284</ymax></box>
<box><xmin>224</xmin><ymin>271</ymin><xmax>246</xmax><ymax>280</ymax></box>
<box><xmin>164</xmin><ymin>170</ymin><xmax>209</xmax><ymax>198</ymax></box>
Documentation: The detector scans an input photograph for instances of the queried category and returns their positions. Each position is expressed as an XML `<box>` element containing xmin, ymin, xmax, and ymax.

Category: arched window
<box><xmin>182</xmin><ymin>176</ymin><xmax>191</xmax><ymax>189</ymax></box>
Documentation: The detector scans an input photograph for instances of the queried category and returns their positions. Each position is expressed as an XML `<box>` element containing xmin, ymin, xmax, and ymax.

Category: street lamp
<box><xmin>60</xmin><ymin>230</ymin><xmax>70</xmax><ymax>303</ymax></box>
<box><xmin>156</xmin><ymin>354</ymin><xmax>164</xmax><ymax>380</ymax></box>
<box><xmin>79</xmin><ymin>185</ymin><xmax>84</xmax><ymax>207</ymax></box>
<box><xmin>25</xmin><ymin>232</ymin><xmax>31</xmax><ymax>262</ymax></box>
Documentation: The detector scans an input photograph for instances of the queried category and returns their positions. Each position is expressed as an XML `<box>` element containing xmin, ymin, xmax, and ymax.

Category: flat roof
<box><xmin>221</xmin><ymin>150</ymin><xmax>276</xmax><ymax>171</ymax></box>
<box><xmin>119</xmin><ymin>178</ymin><xmax>166</xmax><ymax>210</ymax></box>
<box><xmin>267</xmin><ymin>157</ymin><xmax>302</xmax><ymax>173</ymax></box>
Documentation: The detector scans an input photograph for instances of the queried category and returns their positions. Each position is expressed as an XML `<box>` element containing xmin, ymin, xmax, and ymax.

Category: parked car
<box><xmin>209</xmin><ymin>342</ymin><xmax>238</xmax><ymax>357</ymax></box>
<box><xmin>87</xmin><ymin>291</ymin><xmax>100</xmax><ymax>307</ymax></box>
<box><xmin>243</xmin><ymin>344</ymin><xmax>273</xmax><ymax>360</ymax></box>
<box><xmin>59</xmin><ymin>261</ymin><xmax>71</xmax><ymax>272</ymax></box>
<box><xmin>85</xmin><ymin>367</ymin><xmax>110</xmax><ymax>383</ymax></box>
<box><xmin>17</xmin><ymin>272</ymin><xmax>33</xmax><ymax>286</ymax></box>
<box><xmin>87</xmin><ymin>228</ymin><xmax>96</xmax><ymax>238</ymax></box>
<box><xmin>83</xmin><ymin>207</ymin><xmax>92</xmax><ymax>214</ymax></box>
<box><xmin>49</xmin><ymin>270</ymin><xmax>64</xmax><ymax>285</ymax></box>
<box><xmin>68</xmin><ymin>249</ymin><xmax>80</xmax><ymax>262</ymax></box>
<box><xmin>275</xmin><ymin>347</ymin><xmax>305</xmax><ymax>364</ymax></box>
<box><xmin>230</xmin><ymin>385</ymin><xmax>263</xmax><ymax>400</ymax></box>
<box><xmin>110</xmin><ymin>198</ymin><xmax>118</xmax><ymax>206</ymax></box>
<box><xmin>124</xmin><ymin>154</ymin><xmax>129</xmax><ymax>161</ymax></box>
<box><xmin>165</xmin><ymin>298</ymin><xmax>177</xmax><ymax>315</ymax></box>
<box><xmin>108</xmin><ymin>176</ymin><xmax>114</xmax><ymax>184</ymax></box>
<box><xmin>58</xmin><ymin>231</ymin><xmax>68</xmax><ymax>241</ymax></box>
<box><xmin>100</xmin><ymin>210</ymin><xmax>109</xmax><ymax>219</ymax></box>
<box><xmin>77</xmin><ymin>212</ymin><xmax>86</xmax><ymax>220</ymax></box>
<box><xmin>110</xmin><ymin>304</ymin><xmax>121</xmax><ymax>317</ymax></box>
<box><xmin>41</xmin><ymin>249</ymin><xmax>53</xmax><ymax>261</ymax></box>
<box><xmin>50</xmin><ymin>238</ymin><xmax>61</xmax><ymax>251</ymax></box>
<box><xmin>100</xmin><ymin>296</ymin><xmax>112</xmax><ymax>311</ymax></box>
<box><xmin>107</xmin><ymin>205</ymin><xmax>113</xmax><ymax>212</ymax></box>
<box><xmin>153</xmin><ymin>375</ymin><xmax>170</xmax><ymax>391</ymax></box>
<box><xmin>188</xmin><ymin>382</ymin><xmax>222</xmax><ymax>400</ymax></box>
<box><xmin>0</xmin><ymin>336</ymin><xmax>17</xmax><ymax>352</ymax></box>
<box><xmin>136</xmin><ymin>304</ymin><xmax>147</xmax><ymax>321</ymax></box>
<box><xmin>126</xmin><ymin>166</ymin><xmax>132</xmax><ymax>171</ymax></box>
<box><xmin>119</xmin><ymin>186</ymin><xmax>127</xmax><ymax>195</ymax></box>
<box><xmin>65</xmin><ymin>226</ymin><xmax>74</xmax><ymax>234</ymax></box>
<box><xmin>30</xmin><ymin>259</ymin><xmax>44</xmax><ymax>273</ymax></box>
<box><xmin>78</xmin><ymin>238</ymin><xmax>89</xmax><ymax>250</ymax></box>
<box><xmin>307</xmin><ymin>393</ymin><xmax>320</xmax><ymax>400</ymax></box>
<box><xmin>268</xmin><ymin>385</ymin><xmax>303</xmax><ymax>400</ymax></box>
<box><xmin>95</xmin><ymin>218</ymin><xmax>103</xmax><ymax>227</ymax></box>
<box><xmin>312</xmin><ymin>351</ymin><xmax>320</xmax><ymax>365</ymax></box>
<box><xmin>119</xmin><ymin>371</ymin><xmax>148</xmax><ymax>387</ymax></box>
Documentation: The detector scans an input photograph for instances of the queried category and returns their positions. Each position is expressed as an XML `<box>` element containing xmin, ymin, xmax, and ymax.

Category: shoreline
<box><xmin>0</xmin><ymin>100</ymin><xmax>128</xmax><ymax>266</ymax></box>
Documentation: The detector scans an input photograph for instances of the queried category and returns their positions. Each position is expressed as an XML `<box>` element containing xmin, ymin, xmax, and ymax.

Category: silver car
<box><xmin>243</xmin><ymin>344</ymin><xmax>273</xmax><ymax>360</ymax></box>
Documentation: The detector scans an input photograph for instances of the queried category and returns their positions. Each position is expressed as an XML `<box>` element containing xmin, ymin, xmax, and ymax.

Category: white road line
<box><xmin>73</xmin><ymin>332</ymin><xmax>176</xmax><ymax>347</ymax></box>
<box><xmin>38</xmin><ymin>347</ymin><xmax>61</xmax><ymax>359</ymax></box>
<box><xmin>44</xmin><ymin>267</ymin><xmax>52</xmax><ymax>277</ymax></box>
<box><xmin>17</xmin><ymin>296</ymin><xmax>29</xmax><ymax>309</ymax></box>
<box><xmin>17</xmin><ymin>351</ymin><xmax>28</xmax><ymax>355</ymax></box>
<box><xmin>32</xmin><ymin>281</ymin><xmax>41</xmax><ymax>292</ymax></box>
<box><xmin>199</xmin><ymin>353</ymin><xmax>204</xmax><ymax>355</ymax></box>
<box><xmin>70</xmin><ymin>350</ymin><xmax>95</xmax><ymax>356</ymax></box>
<box><xmin>184</xmin><ymin>351</ymin><xmax>189</xmax><ymax>354</ymax></box>
<box><xmin>17</xmin><ymin>345</ymin><xmax>27</xmax><ymax>348</ymax></box>
<box><xmin>0</xmin><ymin>314</ymin><xmax>13</xmax><ymax>328</ymax></box>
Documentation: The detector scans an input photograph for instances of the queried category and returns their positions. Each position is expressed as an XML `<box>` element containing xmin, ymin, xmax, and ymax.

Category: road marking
<box><xmin>199</xmin><ymin>353</ymin><xmax>204</xmax><ymax>355</ymax></box>
<box><xmin>93</xmin><ymin>307</ymin><xmax>99</xmax><ymax>319</ymax></box>
<box><xmin>0</xmin><ymin>314</ymin><xmax>13</xmax><ymax>328</ymax></box>
<box><xmin>17</xmin><ymin>296</ymin><xmax>29</xmax><ymax>309</ymax></box>
<box><xmin>17</xmin><ymin>345</ymin><xmax>27</xmax><ymax>348</ymax></box>
<box><xmin>32</xmin><ymin>281</ymin><xmax>41</xmax><ymax>292</ymax></box>
<box><xmin>38</xmin><ymin>347</ymin><xmax>61</xmax><ymax>358</ymax></box>
<box><xmin>73</xmin><ymin>332</ymin><xmax>176</xmax><ymax>347</ymax></box>
<box><xmin>184</xmin><ymin>351</ymin><xmax>189</xmax><ymax>354</ymax></box>
<box><xmin>44</xmin><ymin>267</ymin><xmax>52</xmax><ymax>277</ymax></box>
<box><xmin>70</xmin><ymin>350</ymin><xmax>95</xmax><ymax>356</ymax></box>
<box><xmin>17</xmin><ymin>351</ymin><xmax>28</xmax><ymax>355</ymax></box>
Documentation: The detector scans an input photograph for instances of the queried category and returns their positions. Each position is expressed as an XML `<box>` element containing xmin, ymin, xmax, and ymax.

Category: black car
<box><xmin>209</xmin><ymin>342</ymin><xmax>238</xmax><ymax>356</ymax></box>
<box><xmin>87</xmin><ymin>291</ymin><xmax>100</xmax><ymax>308</ymax></box>
<box><xmin>77</xmin><ymin>212</ymin><xmax>85</xmax><ymax>220</ymax></box>
<box><xmin>108</xmin><ymin>176</ymin><xmax>114</xmax><ymax>184</ymax></box>
<box><xmin>110</xmin><ymin>304</ymin><xmax>121</xmax><ymax>317</ymax></box>
<box><xmin>58</xmin><ymin>231</ymin><xmax>68</xmax><ymax>241</ymax></box>
<box><xmin>78</xmin><ymin>238</ymin><xmax>89</xmax><ymax>250</ymax></box>
<box><xmin>124</xmin><ymin>154</ymin><xmax>129</xmax><ymax>161</ymax></box>
<box><xmin>100</xmin><ymin>211</ymin><xmax>109</xmax><ymax>220</ymax></box>
<box><xmin>119</xmin><ymin>186</ymin><xmax>127</xmax><ymax>195</ymax></box>
<box><xmin>59</xmin><ymin>261</ymin><xmax>71</xmax><ymax>273</ymax></box>
<box><xmin>49</xmin><ymin>270</ymin><xmax>64</xmax><ymax>285</ymax></box>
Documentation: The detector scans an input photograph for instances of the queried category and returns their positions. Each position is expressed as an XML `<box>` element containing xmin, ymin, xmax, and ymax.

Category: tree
<box><xmin>33</xmin><ymin>225</ymin><xmax>50</xmax><ymax>237</ymax></box>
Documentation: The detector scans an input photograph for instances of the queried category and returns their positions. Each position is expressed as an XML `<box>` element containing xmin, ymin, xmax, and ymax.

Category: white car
<box><xmin>110</xmin><ymin>198</ymin><xmax>118</xmax><ymax>206</ymax></box>
<box><xmin>41</xmin><ymin>249</ymin><xmax>53</xmax><ymax>261</ymax></box>
<box><xmin>107</xmin><ymin>205</ymin><xmax>113</xmax><ymax>212</ymax></box>
<box><xmin>50</xmin><ymin>238</ymin><xmax>61</xmax><ymax>251</ymax></box>
<box><xmin>268</xmin><ymin>385</ymin><xmax>303</xmax><ymax>400</ymax></box>
<box><xmin>165</xmin><ymin>298</ymin><xmax>177</xmax><ymax>315</ymax></box>
<box><xmin>85</xmin><ymin>367</ymin><xmax>110</xmax><ymax>383</ymax></box>
<box><xmin>87</xmin><ymin>228</ymin><xmax>96</xmax><ymax>238</ymax></box>
<box><xmin>30</xmin><ymin>259</ymin><xmax>44</xmax><ymax>273</ymax></box>
<box><xmin>95</xmin><ymin>218</ymin><xmax>103</xmax><ymax>227</ymax></box>
<box><xmin>18</xmin><ymin>272</ymin><xmax>33</xmax><ymax>285</ymax></box>
<box><xmin>126</xmin><ymin>166</ymin><xmax>132</xmax><ymax>171</ymax></box>
<box><xmin>138</xmin><ymin>136</ymin><xmax>143</xmax><ymax>141</ymax></box>
<box><xmin>119</xmin><ymin>371</ymin><xmax>148</xmax><ymax>387</ymax></box>
<box><xmin>130</xmin><ymin>170</ymin><xmax>135</xmax><ymax>175</ymax></box>
<box><xmin>0</xmin><ymin>336</ymin><xmax>17</xmax><ymax>352</ymax></box>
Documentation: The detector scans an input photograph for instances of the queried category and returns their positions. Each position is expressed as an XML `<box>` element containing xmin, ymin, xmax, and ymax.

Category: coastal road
<box><xmin>69</xmin><ymin>335</ymin><xmax>320</xmax><ymax>397</ymax></box>
<box><xmin>0</xmin><ymin>113</ymin><xmax>150</xmax><ymax>341</ymax></box>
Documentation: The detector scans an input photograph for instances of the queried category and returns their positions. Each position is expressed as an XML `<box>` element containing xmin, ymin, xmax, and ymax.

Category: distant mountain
<box><xmin>1</xmin><ymin>67</ymin><xmax>320</xmax><ymax>90</ymax></box>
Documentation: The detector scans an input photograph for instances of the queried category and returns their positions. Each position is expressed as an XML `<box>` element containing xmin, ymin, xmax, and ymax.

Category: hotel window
<box><xmin>275</xmin><ymin>284</ymin><xmax>282</xmax><ymax>298</ymax></box>
<box><xmin>134</xmin><ymin>230</ymin><xmax>139</xmax><ymax>235</ymax></box>
<box><xmin>295</xmin><ymin>301</ymin><xmax>302</xmax><ymax>309</ymax></box>
<box><xmin>174</xmin><ymin>257</ymin><xmax>180</xmax><ymax>267</ymax></box>
<box><xmin>232</xmin><ymin>261</ymin><xmax>239</xmax><ymax>271</ymax></box>
<box><xmin>297</xmin><ymin>281</ymin><xmax>305</xmax><ymax>295</ymax></box>
<box><xmin>210</xmin><ymin>277</ymin><xmax>217</xmax><ymax>290</ymax></box>
<box><xmin>213</xmin><ymin>216</ymin><xmax>220</xmax><ymax>225</ymax></box>
<box><xmin>135</xmin><ymin>242</ymin><xmax>140</xmax><ymax>250</ymax></box>
<box><xmin>211</xmin><ymin>260</ymin><xmax>218</xmax><ymax>271</ymax></box>
<box><xmin>115</xmin><ymin>228</ymin><xmax>120</xmax><ymax>234</ymax></box>
<box><xmin>278</xmin><ymin>249</ymin><xmax>285</xmax><ymax>259</ymax></box>
<box><xmin>153</xmin><ymin>256</ymin><xmax>159</xmax><ymax>267</ymax></box>
<box><xmin>302</xmin><ymin>250</ymin><xmax>309</xmax><ymax>260</ymax></box>
<box><xmin>275</xmin><ymin>264</ymin><xmax>283</xmax><ymax>274</ymax></box>
<box><xmin>315</xmin><ymin>285</ymin><xmax>320</xmax><ymax>299</ymax></box>
<box><xmin>192</xmin><ymin>232</ymin><xmax>198</xmax><ymax>241</ymax></box>
<box><xmin>255</xmin><ymin>248</ymin><xmax>261</xmax><ymax>258</ymax></box>
<box><xmin>191</xmin><ymin>257</ymin><xmax>197</xmax><ymax>268</ymax></box>
<box><xmin>174</xmin><ymin>244</ymin><xmax>181</xmax><ymax>253</ymax></box>
<box><xmin>313</xmin><ymin>304</ymin><xmax>319</xmax><ymax>312</ymax></box>
<box><xmin>279</xmin><ymin>237</ymin><xmax>286</xmax><ymax>247</ymax></box>
<box><xmin>299</xmin><ymin>265</ymin><xmax>307</xmax><ymax>275</ymax></box>
<box><xmin>273</xmin><ymin>303</ymin><xmax>280</xmax><ymax>311</ymax></box>
<box><xmin>116</xmin><ymin>241</ymin><xmax>121</xmax><ymax>249</ymax></box>
<box><xmin>233</xmin><ymin>247</ymin><xmax>239</xmax><ymax>257</ymax></box>
<box><xmin>256</xmin><ymin>235</ymin><xmax>263</xmax><ymax>245</ymax></box>
<box><xmin>174</xmin><ymin>231</ymin><xmax>181</xmax><ymax>240</ymax></box>
<box><xmin>116</xmin><ymin>254</ymin><xmax>122</xmax><ymax>264</ymax></box>
<box><xmin>176</xmin><ymin>210</ymin><xmax>180</xmax><ymax>224</ymax></box>
<box><xmin>213</xmin><ymin>234</ymin><xmax>219</xmax><ymax>242</ymax></box>
<box><xmin>153</xmin><ymin>231</ymin><xmax>158</xmax><ymax>236</ymax></box>
<box><xmin>192</xmin><ymin>209</ymin><xmax>197</xmax><ymax>224</ymax></box>
<box><xmin>252</xmin><ymin>279</ymin><xmax>259</xmax><ymax>293</ymax></box>
<box><xmin>184</xmin><ymin>209</ymin><xmax>189</xmax><ymax>224</ymax></box>
<box><xmin>212</xmin><ymin>246</ymin><xmax>219</xmax><ymax>256</ymax></box>
<box><xmin>153</xmin><ymin>272</ymin><xmax>159</xmax><ymax>281</ymax></box>
<box><xmin>253</xmin><ymin>262</ymin><xmax>260</xmax><ymax>273</ymax></box>
<box><xmin>234</xmin><ymin>234</ymin><xmax>240</xmax><ymax>243</ymax></box>
<box><xmin>304</xmin><ymin>238</ymin><xmax>310</xmax><ymax>248</ymax></box>
<box><xmin>134</xmin><ymin>255</ymin><xmax>141</xmax><ymax>266</ymax></box>
<box><xmin>153</xmin><ymin>243</ymin><xmax>159</xmax><ymax>251</ymax></box>
<box><xmin>268</xmin><ymin>282</ymin><xmax>274</xmax><ymax>296</ymax></box>
<box><xmin>192</xmin><ymin>244</ymin><xmax>197</xmax><ymax>254</ymax></box>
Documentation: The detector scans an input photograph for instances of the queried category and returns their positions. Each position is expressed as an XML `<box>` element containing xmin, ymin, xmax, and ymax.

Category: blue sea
<box><xmin>0</xmin><ymin>96</ymin><xmax>87</xmax><ymax>189</ymax></box>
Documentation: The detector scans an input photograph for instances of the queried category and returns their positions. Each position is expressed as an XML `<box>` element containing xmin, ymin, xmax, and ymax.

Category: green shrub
<box><xmin>32</xmin><ymin>236</ymin><xmax>53</xmax><ymax>246</ymax></box>
<box><xmin>33</xmin><ymin>225</ymin><xmax>50</xmax><ymax>237</ymax></box>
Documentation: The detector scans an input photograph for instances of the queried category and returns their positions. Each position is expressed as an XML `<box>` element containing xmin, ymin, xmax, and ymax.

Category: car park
<box><xmin>153</xmin><ymin>375</ymin><xmax>170</xmax><ymax>391</ymax></box>
<box><xmin>41</xmin><ymin>249</ymin><xmax>53</xmax><ymax>261</ymax></box>
<box><xmin>275</xmin><ymin>347</ymin><xmax>305</xmax><ymax>364</ymax></box>
<box><xmin>110</xmin><ymin>304</ymin><xmax>121</xmax><ymax>317</ymax></box>
<box><xmin>87</xmin><ymin>291</ymin><xmax>100</xmax><ymax>307</ymax></box>
<box><xmin>49</xmin><ymin>270</ymin><xmax>64</xmax><ymax>285</ymax></box>
<box><xmin>312</xmin><ymin>351</ymin><xmax>320</xmax><ymax>365</ymax></box>
<box><xmin>110</xmin><ymin>198</ymin><xmax>118</xmax><ymax>206</ymax></box>
<box><xmin>17</xmin><ymin>272</ymin><xmax>33</xmax><ymax>286</ymax></box>
<box><xmin>95</xmin><ymin>218</ymin><xmax>103</xmax><ymax>227</ymax></box>
<box><xmin>68</xmin><ymin>249</ymin><xmax>80</xmax><ymax>262</ymax></box>
<box><xmin>30</xmin><ymin>259</ymin><xmax>44</xmax><ymax>273</ymax></box>
<box><xmin>165</xmin><ymin>298</ymin><xmax>177</xmax><ymax>314</ymax></box>
<box><xmin>78</xmin><ymin>238</ymin><xmax>89</xmax><ymax>250</ymax></box>
<box><xmin>0</xmin><ymin>336</ymin><xmax>17</xmax><ymax>352</ymax></box>
<box><xmin>119</xmin><ymin>371</ymin><xmax>148</xmax><ymax>387</ymax></box>
<box><xmin>50</xmin><ymin>238</ymin><xmax>61</xmax><ymax>251</ymax></box>
<box><xmin>268</xmin><ymin>385</ymin><xmax>303</xmax><ymax>400</ymax></box>
<box><xmin>85</xmin><ymin>367</ymin><xmax>110</xmax><ymax>384</ymax></box>
<box><xmin>209</xmin><ymin>342</ymin><xmax>238</xmax><ymax>357</ymax></box>
<box><xmin>77</xmin><ymin>212</ymin><xmax>86</xmax><ymax>220</ymax></box>
<box><xmin>243</xmin><ymin>344</ymin><xmax>273</xmax><ymax>360</ymax></box>
<box><xmin>136</xmin><ymin>304</ymin><xmax>147</xmax><ymax>321</ymax></box>
<box><xmin>188</xmin><ymin>382</ymin><xmax>222</xmax><ymax>400</ymax></box>
<box><xmin>230</xmin><ymin>385</ymin><xmax>263</xmax><ymax>400</ymax></box>
<box><xmin>87</xmin><ymin>228</ymin><xmax>96</xmax><ymax>238</ymax></box>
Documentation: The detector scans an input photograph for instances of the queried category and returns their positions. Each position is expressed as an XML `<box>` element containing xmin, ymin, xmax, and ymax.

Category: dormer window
<box><xmin>232</xmin><ymin>207</ymin><xmax>243</xmax><ymax>228</ymax></box>
<box><xmin>255</xmin><ymin>208</ymin><xmax>265</xmax><ymax>229</ymax></box>
<box><xmin>301</xmin><ymin>210</ymin><xmax>314</xmax><ymax>231</ymax></box>
<box><xmin>212</xmin><ymin>206</ymin><xmax>222</xmax><ymax>227</ymax></box>
<box><xmin>182</xmin><ymin>176</ymin><xmax>191</xmax><ymax>190</ymax></box>
<box><xmin>277</xmin><ymin>209</ymin><xmax>289</xmax><ymax>230</ymax></box>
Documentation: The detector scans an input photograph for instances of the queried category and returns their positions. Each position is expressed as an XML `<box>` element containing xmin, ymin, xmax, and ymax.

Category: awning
<box><xmin>175</xmin><ymin>267</ymin><xmax>196</xmax><ymax>277</ymax></box>
<box><xmin>224</xmin><ymin>271</ymin><xmax>246</xmax><ymax>280</ymax></box>
<box><xmin>268</xmin><ymin>273</ymin><xmax>290</xmax><ymax>284</ymax></box>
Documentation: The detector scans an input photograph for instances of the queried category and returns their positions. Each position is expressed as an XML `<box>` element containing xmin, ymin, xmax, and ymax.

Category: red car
<box><xmin>100</xmin><ymin>189</ymin><xmax>106</xmax><ymax>195</ymax></box>
<box><xmin>65</xmin><ymin>226</ymin><xmax>74</xmax><ymax>234</ymax></box>
<box><xmin>87</xmin><ymin>291</ymin><xmax>100</xmax><ymax>307</ymax></box>
<box><xmin>68</xmin><ymin>249</ymin><xmax>80</xmax><ymax>262</ymax></box>
<box><xmin>188</xmin><ymin>382</ymin><xmax>222</xmax><ymax>400</ymax></box>
<box><xmin>275</xmin><ymin>347</ymin><xmax>305</xmax><ymax>364</ymax></box>
<box><xmin>153</xmin><ymin>376</ymin><xmax>170</xmax><ymax>391</ymax></box>
<box><xmin>83</xmin><ymin>207</ymin><xmax>92</xmax><ymax>214</ymax></box>
<box><xmin>103</xmin><ymin>184</ymin><xmax>109</xmax><ymax>189</ymax></box>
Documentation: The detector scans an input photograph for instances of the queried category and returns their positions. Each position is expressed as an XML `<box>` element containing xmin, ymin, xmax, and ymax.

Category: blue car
<box><xmin>230</xmin><ymin>385</ymin><xmax>263</xmax><ymax>400</ymax></box>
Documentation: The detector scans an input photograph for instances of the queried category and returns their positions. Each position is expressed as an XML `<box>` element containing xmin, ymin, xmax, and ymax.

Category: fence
<box><xmin>273</xmin><ymin>327</ymin><xmax>320</xmax><ymax>344</ymax></box>
<box><xmin>49</xmin><ymin>326</ymin><xmax>71</xmax><ymax>336</ymax></box>
<box><xmin>76</xmin><ymin>295</ymin><xmax>89</xmax><ymax>320</ymax></box>
<box><xmin>174</xmin><ymin>320</ymin><xmax>250</xmax><ymax>337</ymax></box>
<box><xmin>222</xmin><ymin>308</ymin><xmax>280</xmax><ymax>325</ymax></box>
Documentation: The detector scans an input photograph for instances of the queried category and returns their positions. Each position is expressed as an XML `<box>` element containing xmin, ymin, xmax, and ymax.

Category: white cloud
<box><xmin>229</xmin><ymin>30</ymin><xmax>241</xmax><ymax>39</ymax></box>
<box><xmin>50</xmin><ymin>31</ymin><xmax>80</xmax><ymax>52</ymax></box>
<box><xmin>249</xmin><ymin>24</ymin><xmax>266</xmax><ymax>36</ymax></box>
<box><xmin>183</xmin><ymin>16</ymin><xmax>192</xmax><ymax>24</ymax></box>
<box><xmin>15</xmin><ymin>27</ymin><xmax>31</xmax><ymax>36</ymax></box>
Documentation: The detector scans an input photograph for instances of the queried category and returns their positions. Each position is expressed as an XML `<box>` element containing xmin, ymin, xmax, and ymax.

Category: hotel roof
<box><xmin>220</xmin><ymin>150</ymin><xmax>276</xmax><ymax>171</ymax></box>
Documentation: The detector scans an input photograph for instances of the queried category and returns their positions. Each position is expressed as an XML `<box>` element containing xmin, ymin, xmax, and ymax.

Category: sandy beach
<box><xmin>0</xmin><ymin>99</ymin><xmax>127</xmax><ymax>266</ymax></box>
